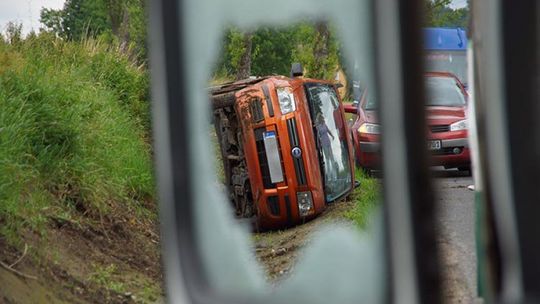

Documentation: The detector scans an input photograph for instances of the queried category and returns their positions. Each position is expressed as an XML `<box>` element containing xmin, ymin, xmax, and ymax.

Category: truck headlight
<box><xmin>358</xmin><ymin>123</ymin><xmax>381</xmax><ymax>134</ymax></box>
<box><xmin>277</xmin><ymin>87</ymin><xmax>296</xmax><ymax>115</ymax></box>
<box><xmin>450</xmin><ymin>119</ymin><xmax>467</xmax><ymax>131</ymax></box>
<box><xmin>297</xmin><ymin>191</ymin><xmax>313</xmax><ymax>217</ymax></box>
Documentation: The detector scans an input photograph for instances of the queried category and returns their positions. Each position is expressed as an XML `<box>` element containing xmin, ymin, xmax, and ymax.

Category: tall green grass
<box><xmin>345</xmin><ymin>169</ymin><xmax>380</xmax><ymax>229</ymax></box>
<box><xmin>0</xmin><ymin>33</ymin><xmax>154</xmax><ymax>241</ymax></box>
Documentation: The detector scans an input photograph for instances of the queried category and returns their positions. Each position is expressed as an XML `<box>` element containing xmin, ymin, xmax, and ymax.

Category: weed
<box><xmin>88</xmin><ymin>263</ymin><xmax>125</xmax><ymax>293</ymax></box>
<box><xmin>139</xmin><ymin>280</ymin><xmax>162</xmax><ymax>302</ymax></box>
<box><xmin>345</xmin><ymin>169</ymin><xmax>381</xmax><ymax>229</ymax></box>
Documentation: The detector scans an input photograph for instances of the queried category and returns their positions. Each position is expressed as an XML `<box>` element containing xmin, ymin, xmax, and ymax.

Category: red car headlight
<box><xmin>358</xmin><ymin>123</ymin><xmax>381</xmax><ymax>134</ymax></box>
<box><xmin>450</xmin><ymin>119</ymin><xmax>467</xmax><ymax>131</ymax></box>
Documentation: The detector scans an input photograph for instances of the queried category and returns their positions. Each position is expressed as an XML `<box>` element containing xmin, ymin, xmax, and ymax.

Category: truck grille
<box><xmin>250</xmin><ymin>98</ymin><xmax>264</xmax><ymax>122</ymax></box>
<box><xmin>430</xmin><ymin>125</ymin><xmax>450</xmax><ymax>133</ymax></box>
<box><xmin>267</xmin><ymin>196</ymin><xmax>280</xmax><ymax>216</ymax></box>
<box><xmin>262</xmin><ymin>85</ymin><xmax>274</xmax><ymax>117</ymax></box>
<box><xmin>254</xmin><ymin>128</ymin><xmax>274</xmax><ymax>188</ymax></box>
<box><xmin>284</xmin><ymin>195</ymin><xmax>293</xmax><ymax>224</ymax></box>
<box><xmin>287</xmin><ymin>118</ymin><xmax>307</xmax><ymax>185</ymax></box>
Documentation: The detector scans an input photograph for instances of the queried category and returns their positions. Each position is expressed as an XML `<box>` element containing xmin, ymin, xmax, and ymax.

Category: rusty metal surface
<box><xmin>209</xmin><ymin>77</ymin><xmax>270</xmax><ymax>96</ymax></box>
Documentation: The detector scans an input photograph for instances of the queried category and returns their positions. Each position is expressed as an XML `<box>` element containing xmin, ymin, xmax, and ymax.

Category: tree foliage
<box><xmin>40</xmin><ymin>3</ymin><xmax>342</xmax><ymax>79</ymax></box>
<box><xmin>292</xmin><ymin>22</ymin><xmax>340</xmax><ymax>80</ymax></box>
<box><xmin>3</xmin><ymin>22</ymin><xmax>23</xmax><ymax>45</ymax></box>
<box><xmin>38</xmin><ymin>0</ymin><xmax>468</xmax><ymax>79</ymax></box>
<box><xmin>40</xmin><ymin>0</ymin><xmax>109</xmax><ymax>40</ymax></box>
<box><xmin>215</xmin><ymin>22</ymin><xmax>341</xmax><ymax>81</ymax></box>
<box><xmin>40</xmin><ymin>0</ymin><xmax>147</xmax><ymax>61</ymax></box>
<box><xmin>425</xmin><ymin>0</ymin><xmax>469</xmax><ymax>29</ymax></box>
<box><xmin>40</xmin><ymin>8</ymin><xmax>65</xmax><ymax>37</ymax></box>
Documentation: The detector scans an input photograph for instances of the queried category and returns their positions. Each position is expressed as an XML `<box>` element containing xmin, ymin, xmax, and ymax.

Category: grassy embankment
<box><xmin>345</xmin><ymin>169</ymin><xmax>380</xmax><ymax>229</ymax></box>
<box><xmin>0</xmin><ymin>33</ymin><xmax>161</xmax><ymax>303</ymax></box>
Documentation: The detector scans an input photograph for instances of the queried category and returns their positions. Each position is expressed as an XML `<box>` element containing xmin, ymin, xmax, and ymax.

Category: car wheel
<box><xmin>361</xmin><ymin>166</ymin><xmax>372</xmax><ymax>177</ymax></box>
<box><xmin>458</xmin><ymin>166</ymin><xmax>471</xmax><ymax>176</ymax></box>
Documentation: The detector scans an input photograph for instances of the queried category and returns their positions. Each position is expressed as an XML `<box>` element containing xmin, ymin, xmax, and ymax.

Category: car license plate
<box><xmin>263</xmin><ymin>131</ymin><xmax>284</xmax><ymax>183</ymax></box>
<box><xmin>428</xmin><ymin>140</ymin><xmax>441</xmax><ymax>150</ymax></box>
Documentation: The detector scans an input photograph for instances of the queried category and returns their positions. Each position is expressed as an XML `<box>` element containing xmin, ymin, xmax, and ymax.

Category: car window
<box><xmin>425</xmin><ymin>76</ymin><xmax>466</xmax><ymax>107</ymax></box>
<box><xmin>364</xmin><ymin>92</ymin><xmax>377</xmax><ymax>110</ymax></box>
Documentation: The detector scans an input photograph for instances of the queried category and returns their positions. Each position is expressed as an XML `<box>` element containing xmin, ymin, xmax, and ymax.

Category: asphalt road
<box><xmin>254</xmin><ymin>168</ymin><xmax>479</xmax><ymax>302</ymax></box>
<box><xmin>433</xmin><ymin>170</ymin><xmax>477</xmax><ymax>303</ymax></box>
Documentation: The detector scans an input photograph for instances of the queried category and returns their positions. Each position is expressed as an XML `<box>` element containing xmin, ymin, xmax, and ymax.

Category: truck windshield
<box><xmin>425</xmin><ymin>76</ymin><xmax>466</xmax><ymax>107</ymax></box>
<box><xmin>305</xmin><ymin>83</ymin><xmax>352</xmax><ymax>202</ymax></box>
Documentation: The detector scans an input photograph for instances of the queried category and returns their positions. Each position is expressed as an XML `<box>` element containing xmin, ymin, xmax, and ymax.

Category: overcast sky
<box><xmin>0</xmin><ymin>0</ymin><xmax>65</xmax><ymax>35</ymax></box>
<box><xmin>449</xmin><ymin>0</ymin><xmax>468</xmax><ymax>9</ymax></box>
<box><xmin>1</xmin><ymin>0</ymin><xmax>469</xmax><ymax>36</ymax></box>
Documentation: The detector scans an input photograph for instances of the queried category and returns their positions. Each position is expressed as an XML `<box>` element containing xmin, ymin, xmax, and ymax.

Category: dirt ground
<box><xmin>0</xmin><ymin>209</ymin><xmax>163</xmax><ymax>304</ymax></box>
<box><xmin>252</xmin><ymin>173</ymin><xmax>479</xmax><ymax>304</ymax></box>
<box><xmin>1</xmin><ymin>174</ymin><xmax>476</xmax><ymax>303</ymax></box>
<box><xmin>252</xmin><ymin>199</ymin><xmax>357</xmax><ymax>282</ymax></box>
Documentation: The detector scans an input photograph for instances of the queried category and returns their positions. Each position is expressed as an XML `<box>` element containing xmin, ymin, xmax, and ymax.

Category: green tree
<box><xmin>125</xmin><ymin>0</ymin><xmax>148</xmax><ymax>59</ymax></box>
<box><xmin>214</xmin><ymin>28</ymin><xmax>247</xmax><ymax>77</ymax></box>
<box><xmin>40</xmin><ymin>8</ymin><xmax>66</xmax><ymax>37</ymax></box>
<box><xmin>40</xmin><ymin>0</ymin><xmax>148</xmax><ymax>61</ymax></box>
<box><xmin>425</xmin><ymin>0</ymin><xmax>469</xmax><ymax>29</ymax></box>
<box><xmin>62</xmin><ymin>0</ymin><xmax>109</xmax><ymax>40</ymax></box>
<box><xmin>292</xmin><ymin>21</ymin><xmax>340</xmax><ymax>80</ymax></box>
<box><xmin>251</xmin><ymin>27</ymin><xmax>296</xmax><ymax>76</ymax></box>
<box><xmin>235</xmin><ymin>32</ymin><xmax>253</xmax><ymax>80</ymax></box>
<box><xmin>4</xmin><ymin>22</ymin><xmax>23</xmax><ymax>45</ymax></box>
<box><xmin>40</xmin><ymin>0</ymin><xmax>109</xmax><ymax>40</ymax></box>
<box><xmin>215</xmin><ymin>22</ymin><xmax>341</xmax><ymax>81</ymax></box>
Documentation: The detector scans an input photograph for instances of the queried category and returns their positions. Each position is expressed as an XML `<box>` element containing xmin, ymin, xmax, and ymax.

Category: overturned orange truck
<box><xmin>211</xmin><ymin>65</ymin><xmax>355</xmax><ymax>229</ymax></box>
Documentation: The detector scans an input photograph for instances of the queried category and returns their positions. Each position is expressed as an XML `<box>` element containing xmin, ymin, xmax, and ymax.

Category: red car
<box><xmin>345</xmin><ymin>72</ymin><xmax>470</xmax><ymax>173</ymax></box>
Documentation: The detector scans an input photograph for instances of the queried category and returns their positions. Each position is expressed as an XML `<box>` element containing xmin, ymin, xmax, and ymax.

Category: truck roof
<box><xmin>209</xmin><ymin>76</ymin><xmax>338</xmax><ymax>109</ymax></box>
<box><xmin>209</xmin><ymin>76</ymin><xmax>337</xmax><ymax>96</ymax></box>
<box><xmin>209</xmin><ymin>77</ymin><xmax>270</xmax><ymax>96</ymax></box>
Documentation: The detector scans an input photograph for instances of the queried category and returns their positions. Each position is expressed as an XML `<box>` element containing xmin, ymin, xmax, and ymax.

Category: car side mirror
<box><xmin>290</xmin><ymin>62</ymin><xmax>304</xmax><ymax>77</ymax></box>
